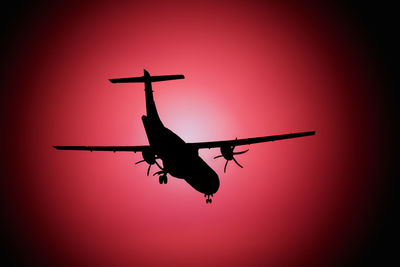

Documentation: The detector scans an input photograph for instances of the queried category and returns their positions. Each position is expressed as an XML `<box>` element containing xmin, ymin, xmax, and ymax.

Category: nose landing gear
<box><xmin>204</xmin><ymin>194</ymin><xmax>213</xmax><ymax>204</ymax></box>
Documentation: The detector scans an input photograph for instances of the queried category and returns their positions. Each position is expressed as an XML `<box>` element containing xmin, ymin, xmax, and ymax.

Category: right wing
<box><xmin>186</xmin><ymin>131</ymin><xmax>315</xmax><ymax>150</ymax></box>
<box><xmin>53</xmin><ymin>145</ymin><xmax>149</xmax><ymax>152</ymax></box>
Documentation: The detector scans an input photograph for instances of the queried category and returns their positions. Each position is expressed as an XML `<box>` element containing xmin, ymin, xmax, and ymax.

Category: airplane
<box><xmin>54</xmin><ymin>70</ymin><xmax>315</xmax><ymax>203</ymax></box>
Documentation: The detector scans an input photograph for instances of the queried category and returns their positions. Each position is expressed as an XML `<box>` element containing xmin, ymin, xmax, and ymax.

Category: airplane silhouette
<box><xmin>54</xmin><ymin>70</ymin><xmax>315</xmax><ymax>203</ymax></box>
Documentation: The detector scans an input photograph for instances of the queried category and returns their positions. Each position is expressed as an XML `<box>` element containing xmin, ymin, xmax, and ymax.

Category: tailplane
<box><xmin>109</xmin><ymin>69</ymin><xmax>183</xmax><ymax>126</ymax></box>
<box><xmin>109</xmin><ymin>70</ymin><xmax>184</xmax><ymax>84</ymax></box>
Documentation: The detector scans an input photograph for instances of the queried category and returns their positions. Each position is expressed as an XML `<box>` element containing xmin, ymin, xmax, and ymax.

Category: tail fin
<box><xmin>109</xmin><ymin>70</ymin><xmax>184</xmax><ymax>83</ymax></box>
<box><xmin>109</xmin><ymin>69</ymin><xmax>183</xmax><ymax>125</ymax></box>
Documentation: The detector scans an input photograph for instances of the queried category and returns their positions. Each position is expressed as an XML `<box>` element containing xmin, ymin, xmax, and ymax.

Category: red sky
<box><xmin>1</xmin><ymin>1</ymin><xmax>396</xmax><ymax>266</ymax></box>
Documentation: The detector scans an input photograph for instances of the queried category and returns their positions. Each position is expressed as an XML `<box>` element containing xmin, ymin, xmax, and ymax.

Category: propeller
<box><xmin>135</xmin><ymin>157</ymin><xmax>163</xmax><ymax>176</ymax></box>
<box><xmin>214</xmin><ymin>141</ymin><xmax>249</xmax><ymax>173</ymax></box>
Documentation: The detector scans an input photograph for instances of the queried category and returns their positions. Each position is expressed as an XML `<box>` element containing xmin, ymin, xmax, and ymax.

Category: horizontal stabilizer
<box><xmin>151</xmin><ymin>75</ymin><xmax>185</xmax><ymax>82</ymax></box>
<box><xmin>109</xmin><ymin>76</ymin><xmax>145</xmax><ymax>83</ymax></box>
<box><xmin>109</xmin><ymin>74</ymin><xmax>184</xmax><ymax>83</ymax></box>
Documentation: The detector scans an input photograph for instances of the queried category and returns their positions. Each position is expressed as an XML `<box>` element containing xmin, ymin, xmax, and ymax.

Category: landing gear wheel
<box><xmin>209</xmin><ymin>198</ymin><xmax>212</xmax><ymax>204</ymax></box>
<box><xmin>206</xmin><ymin>199</ymin><xmax>209</xmax><ymax>203</ymax></box>
<box><xmin>158</xmin><ymin>174</ymin><xmax>167</xmax><ymax>184</ymax></box>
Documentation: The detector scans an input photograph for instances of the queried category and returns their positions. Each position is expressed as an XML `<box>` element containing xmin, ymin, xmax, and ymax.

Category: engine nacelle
<box><xmin>141</xmin><ymin>149</ymin><xmax>157</xmax><ymax>164</ymax></box>
<box><xmin>214</xmin><ymin>144</ymin><xmax>248</xmax><ymax>173</ymax></box>
<box><xmin>220</xmin><ymin>145</ymin><xmax>234</xmax><ymax>160</ymax></box>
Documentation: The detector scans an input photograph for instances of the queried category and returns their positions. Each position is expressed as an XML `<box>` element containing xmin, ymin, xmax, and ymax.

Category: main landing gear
<box><xmin>159</xmin><ymin>174</ymin><xmax>167</xmax><ymax>184</ymax></box>
<box><xmin>205</xmin><ymin>194</ymin><xmax>213</xmax><ymax>204</ymax></box>
<box><xmin>154</xmin><ymin>171</ymin><xmax>168</xmax><ymax>184</ymax></box>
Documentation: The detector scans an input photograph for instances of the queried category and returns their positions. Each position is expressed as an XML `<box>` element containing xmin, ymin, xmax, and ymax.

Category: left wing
<box><xmin>53</xmin><ymin>145</ymin><xmax>149</xmax><ymax>152</ymax></box>
<box><xmin>186</xmin><ymin>131</ymin><xmax>315</xmax><ymax>149</ymax></box>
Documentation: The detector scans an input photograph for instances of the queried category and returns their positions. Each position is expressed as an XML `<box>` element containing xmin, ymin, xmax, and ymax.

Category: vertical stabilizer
<box><xmin>109</xmin><ymin>69</ymin><xmax>185</xmax><ymax>125</ymax></box>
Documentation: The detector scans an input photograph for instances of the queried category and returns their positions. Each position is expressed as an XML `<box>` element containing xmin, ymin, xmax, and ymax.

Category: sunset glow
<box><xmin>1</xmin><ymin>1</ymin><xmax>394</xmax><ymax>266</ymax></box>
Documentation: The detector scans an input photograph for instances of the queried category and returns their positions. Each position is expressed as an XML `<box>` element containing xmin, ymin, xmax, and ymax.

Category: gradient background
<box><xmin>1</xmin><ymin>1</ymin><xmax>397</xmax><ymax>266</ymax></box>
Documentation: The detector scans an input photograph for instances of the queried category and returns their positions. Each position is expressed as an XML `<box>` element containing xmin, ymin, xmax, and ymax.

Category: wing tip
<box><xmin>109</xmin><ymin>78</ymin><xmax>123</xmax><ymax>83</ymax></box>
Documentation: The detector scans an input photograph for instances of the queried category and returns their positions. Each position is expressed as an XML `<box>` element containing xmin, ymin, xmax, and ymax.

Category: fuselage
<box><xmin>142</xmin><ymin>70</ymin><xmax>219</xmax><ymax>195</ymax></box>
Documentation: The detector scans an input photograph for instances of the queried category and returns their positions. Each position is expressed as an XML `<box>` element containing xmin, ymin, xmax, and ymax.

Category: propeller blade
<box><xmin>147</xmin><ymin>164</ymin><xmax>151</xmax><ymax>176</ymax></box>
<box><xmin>214</xmin><ymin>155</ymin><xmax>223</xmax><ymax>159</ymax></box>
<box><xmin>224</xmin><ymin>160</ymin><xmax>229</xmax><ymax>173</ymax></box>
<box><xmin>232</xmin><ymin>157</ymin><xmax>243</xmax><ymax>168</ymax></box>
<box><xmin>135</xmin><ymin>159</ymin><xmax>145</xmax><ymax>164</ymax></box>
<box><xmin>233</xmin><ymin>149</ymin><xmax>249</xmax><ymax>155</ymax></box>
<box><xmin>155</xmin><ymin>160</ymin><xmax>163</xmax><ymax>170</ymax></box>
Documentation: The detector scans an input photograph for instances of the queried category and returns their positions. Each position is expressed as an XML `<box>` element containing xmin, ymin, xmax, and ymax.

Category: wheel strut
<box><xmin>205</xmin><ymin>194</ymin><xmax>213</xmax><ymax>204</ymax></box>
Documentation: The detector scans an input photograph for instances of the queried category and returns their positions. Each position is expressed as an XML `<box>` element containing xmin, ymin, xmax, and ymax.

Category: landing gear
<box><xmin>156</xmin><ymin>172</ymin><xmax>168</xmax><ymax>184</ymax></box>
<box><xmin>205</xmin><ymin>194</ymin><xmax>213</xmax><ymax>204</ymax></box>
